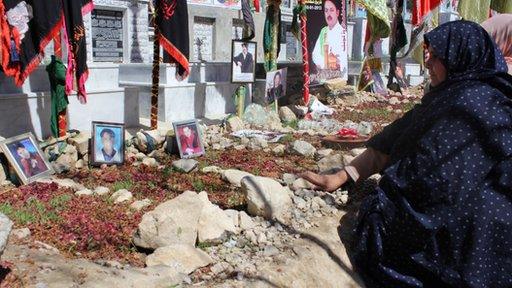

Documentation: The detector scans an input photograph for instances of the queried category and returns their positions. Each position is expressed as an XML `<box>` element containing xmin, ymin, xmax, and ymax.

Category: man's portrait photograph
<box><xmin>91</xmin><ymin>122</ymin><xmax>125</xmax><ymax>166</ymax></box>
<box><xmin>173</xmin><ymin>119</ymin><xmax>205</xmax><ymax>159</ymax></box>
<box><xmin>307</xmin><ymin>0</ymin><xmax>348</xmax><ymax>84</ymax></box>
<box><xmin>231</xmin><ymin>40</ymin><xmax>257</xmax><ymax>83</ymax></box>
<box><xmin>265</xmin><ymin>68</ymin><xmax>288</xmax><ymax>104</ymax></box>
<box><xmin>0</xmin><ymin>133</ymin><xmax>53</xmax><ymax>184</ymax></box>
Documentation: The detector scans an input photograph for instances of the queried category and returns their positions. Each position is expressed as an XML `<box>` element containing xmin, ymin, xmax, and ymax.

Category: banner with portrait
<box><xmin>305</xmin><ymin>0</ymin><xmax>349</xmax><ymax>86</ymax></box>
<box><xmin>187</xmin><ymin>0</ymin><xmax>241</xmax><ymax>9</ymax></box>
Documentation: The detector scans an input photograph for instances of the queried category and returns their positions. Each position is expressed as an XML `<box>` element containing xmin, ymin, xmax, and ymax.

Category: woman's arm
<box><xmin>345</xmin><ymin>148</ymin><xmax>390</xmax><ymax>183</ymax></box>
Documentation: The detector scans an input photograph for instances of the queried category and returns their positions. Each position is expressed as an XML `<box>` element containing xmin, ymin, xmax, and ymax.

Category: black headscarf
<box><xmin>357</xmin><ymin>20</ymin><xmax>512</xmax><ymax>288</ymax></box>
<box><xmin>423</xmin><ymin>20</ymin><xmax>512</xmax><ymax>99</ymax></box>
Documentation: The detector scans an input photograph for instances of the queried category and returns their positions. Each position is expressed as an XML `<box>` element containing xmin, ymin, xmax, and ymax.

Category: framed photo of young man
<box><xmin>265</xmin><ymin>68</ymin><xmax>288</xmax><ymax>104</ymax></box>
<box><xmin>173</xmin><ymin>119</ymin><xmax>205</xmax><ymax>159</ymax></box>
<box><xmin>91</xmin><ymin>121</ymin><xmax>125</xmax><ymax>166</ymax></box>
<box><xmin>231</xmin><ymin>40</ymin><xmax>257</xmax><ymax>83</ymax></box>
<box><xmin>0</xmin><ymin>133</ymin><xmax>53</xmax><ymax>185</ymax></box>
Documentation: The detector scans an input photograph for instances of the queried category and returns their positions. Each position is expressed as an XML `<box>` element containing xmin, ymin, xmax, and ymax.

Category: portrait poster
<box><xmin>231</xmin><ymin>40</ymin><xmax>257</xmax><ymax>83</ymax></box>
<box><xmin>173</xmin><ymin>120</ymin><xmax>205</xmax><ymax>159</ymax></box>
<box><xmin>188</xmin><ymin>0</ymin><xmax>214</xmax><ymax>4</ymax></box>
<box><xmin>357</xmin><ymin>57</ymin><xmax>388</xmax><ymax>96</ymax></box>
<box><xmin>265</xmin><ymin>68</ymin><xmax>288</xmax><ymax>104</ymax></box>
<box><xmin>371</xmin><ymin>70</ymin><xmax>388</xmax><ymax>96</ymax></box>
<box><xmin>214</xmin><ymin>0</ymin><xmax>242</xmax><ymax>9</ymax></box>
<box><xmin>91</xmin><ymin>121</ymin><xmax>125</xmax><ymax>166</ymax></box>
<box><xmin>0</xmin><ymin>133</ymin><xmax>53</xmax><ymax>185</ymax></box>
<box><xmin>305</xmin><ymin>0</ymin><xmax>349</xmax><ymax>86</ymax></box>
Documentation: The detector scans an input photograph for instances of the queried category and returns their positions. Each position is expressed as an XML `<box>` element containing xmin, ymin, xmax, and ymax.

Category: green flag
<box><xmin>46</xmin><ymin>56</ymin><xmax>69</xmax><ymax>138</ymax></box>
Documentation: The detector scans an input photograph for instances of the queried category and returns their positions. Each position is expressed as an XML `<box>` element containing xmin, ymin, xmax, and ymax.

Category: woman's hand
<box><xmin>298</xmin><ymin>169</ymin><xmax>349</xmax><ymax>192</ymax></box>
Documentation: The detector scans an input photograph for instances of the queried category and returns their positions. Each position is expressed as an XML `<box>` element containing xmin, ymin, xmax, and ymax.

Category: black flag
<box><xmin>155</xmin><ymin>0</ymin><xmax>190</xmax><ymax>78</ymax></box>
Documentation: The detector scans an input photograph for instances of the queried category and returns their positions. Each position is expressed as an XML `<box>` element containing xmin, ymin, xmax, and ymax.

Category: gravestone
<box><xmin>193</xmin><ymin>17</ymin><xmax>214</xmax><ymax>62</ymax></box>
<box><xmin>91</xmin><ymin>9</ymin><xmax>124</xmax><ymax>62</ymax></box>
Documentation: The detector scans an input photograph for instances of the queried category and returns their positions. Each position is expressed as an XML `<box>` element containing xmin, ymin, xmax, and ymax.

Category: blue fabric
<box><xmin>355</xmin><ymin>21</ymin><xmax>512</xmax><ymax>288</ymax></box>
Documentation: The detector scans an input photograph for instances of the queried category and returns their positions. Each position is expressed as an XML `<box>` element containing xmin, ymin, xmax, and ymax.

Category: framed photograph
<box><xmin>173</xmin><ymin>119</ymin><xmax>205</xmax><ymax>159</ymax></box>
<box><xmin>371</xmin><ymin>70</ymin><xmax>388</xmax><ymax>96</ymax></box>
<box><xmin>231</xmin><ymin>40</ymin><xmax>257</xmax><ymax>83</ymax></box>
<box><xmin>265</xmin><ymin>68</ymin><xmax>288</xmax><ymax>104</ymax></box>
<box><xmin>0</xmin><ymin>133</ymin><xmax>53</xmax><ymax>185</ymax></box>
<box><xmin>91</xmin><ymin>121</ymin><xmax>125</xmax><ymax>166</ymax></box>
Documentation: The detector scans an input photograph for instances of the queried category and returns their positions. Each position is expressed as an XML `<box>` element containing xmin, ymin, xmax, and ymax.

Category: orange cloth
<box><xmin>482</xmin><ymin>14</ymin><xmax>512</xmax><ymax>74</ymax></box>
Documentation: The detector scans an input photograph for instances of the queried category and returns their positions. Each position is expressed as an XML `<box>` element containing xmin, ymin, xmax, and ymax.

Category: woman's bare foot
<box><xmin>298</xmin><ymin>170</ymin><xmax>348</xmax><ymax>192</ymax></box>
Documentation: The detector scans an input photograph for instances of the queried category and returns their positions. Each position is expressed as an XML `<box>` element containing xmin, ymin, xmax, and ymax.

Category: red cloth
<box><xmin>412</xmin><ymin>0</ymin><xmax>442</xmax><ymax>26</ymax></box>
<box><xmin>179</xmin><ymin>127</ymin><xmax>201</xmax><ymax>155</ymax></box>
<box><xmin>253</xmin><ymin>0</ymin><xmax>260</xmax><ymax>12</ymax></box>
<box><xmin>20</xmin><ymin>153</ymin><xmax>47</xmax><ymax>177</ymax></box>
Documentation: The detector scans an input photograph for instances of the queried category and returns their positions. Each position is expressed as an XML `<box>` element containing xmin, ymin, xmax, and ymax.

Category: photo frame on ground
<box><xmin>265</xmin><ymin>68</ymin><xmax>288</xmax><ymax>104</ymax></box>
<box><xmin>0</xmin><ymin>133</ymin><xmax>53</xmax><ymax>185</ymax></box>
<box><xmin>173</xmin><ymin>119</ymin><xmax>205</xmax><ymax>159</ymax></box>
<box><xmin>231</xmin><ymin>40</ymin><xmax>257</xmax><ymax>83</ymax></box>
<box><xmin>91</xmin><ymin>121</ymin><xmax>125</xmax><ymax>166</ymax></box>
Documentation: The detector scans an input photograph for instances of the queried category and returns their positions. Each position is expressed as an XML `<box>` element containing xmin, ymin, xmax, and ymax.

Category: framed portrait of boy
<box><xmin>0</xmin><ymin>133</ymin><xmax>53</xmax><ymax>185</ymax></box>
<box><xmin>265</xmin><ymin>68</ymin><xmax>288</xmax><ymax>104</ymax></box>
<box><xmin>173</xmin><ymin>119</ymin><xmax>205</xmax><ymax>159</ymax></box>
<box><xmin>91</xmin><ymin>121</ymin><xmax>125</xmax><ymax>166</ymax></box>
<box><xmin>231</xmin><ymin>40</ymin><xmax>257</xmax><ymax>83</ymax></box>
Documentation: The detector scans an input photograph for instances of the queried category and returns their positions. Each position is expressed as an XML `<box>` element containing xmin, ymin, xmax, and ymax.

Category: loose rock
<box><xmin>222</xmin><ymin>169</ymin><xmax>253</xmax><ymax>187</ymax></box>
<box><xmin>11</xmin><ymin>227</ymin><xmax>30</xmax><ymax>240</ymax></box>
<box><xmin>51</xmin><ymin>178</ymin><xmax>86</xmax><ymax>192</ymax></box>
<box><xmin>130</xmin><ymin>199</ymin><xmax>152</xmax><ymax>211</ymax></box>
<box><xmin>68</xmin><ymin>132</ymin><xmax>91</xmax><ymax>156</ymax></box>
<box><xmin>172</xmin><ymin>159</ymin><xmax>198</xmax><ymax>173</ymax></box>
<box><xmin>197</xmin><ymin>192</ymin><xmax>237</xmax><ymax>244</ymax></box>
<box><xmin>290</xmin><ymin>140</ymin><xmax>316</xmax><ymax>157</ymax></box>
<box><xmin>350</xmin><ymin>148</ymin><xmax>366</xmax><ymax>157</ymax></box>
<box><xmin>110</xmin><ymin>189</ymin><xmax>133</xmax><ymax>204</ymax></box>
<box><xmin>75</xmin><ymin>188</ymin><xmax>93</xmax><ymax>196</ymax></box>
<box><xmin>94</xmin><ymin>186</ymin><xmax>110</xmax><ymax>196</ymax></box>
<box><xmin>279</xmin><ymin>106</ymin><xmax>298</xmax><ymax>123</ymax></box>
<box><xmin>226</xmin><ymin>116</ymin><xmax>244</xmax><ymax>132</ymax></box>
<box><xmin>0</xmin><ymin>213</ymin><xmax>13</xmax><ymax>257</ymax></box>
<box><xmin>142</xmin><ymin>157</ymin><xmax>159</xmax><ymax>168</ymax></box>
<box><xmin>241</xmin><ymin>176</ymin><xmax>292</xmax><ymax>221</ymax></box>
<box><xmin>145</xmin><ymin>244</ymin><xmax>213</xmax><ymax>274</ymax></box>
<box><xmin>201</xmin><ymin>165</ymin><xmax>223</xmax><ymax>174</ymax></box>
<box><xmin>317</xmin><ymin>154</ymin><xmax>343</xmax><ymax>173</ymax></box>
<box><xmin>238</xmin><ymin>211</ymin><xmax>255</xmax><ymax>230</ymax></box>
<box><xmin>315</xmin><ymin>149</ymin><xmax>333</xmax><ymax>159</ymax></box>
<box><xmin>133</xmin><ymin>191</ymin><xmax>204</xmax><ymax>249</ymax></box>
<box><xmin>272</xmin><ymin>144</ymin><xmax>285</xmax><ymax>155</ymax></box>
<box><xmin>291</xmin><ymin>178</ymin><xmax>316</xmax><ymax>191</ymax></box>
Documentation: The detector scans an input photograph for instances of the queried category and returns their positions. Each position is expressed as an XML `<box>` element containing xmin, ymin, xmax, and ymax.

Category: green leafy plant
<box><xmin>12</xmin><ymin>210</ymin><xmax>36</xmax><ymax>225</ymax></box>
<box><xmin>0</xmin><ymin>203</ymin><xmax>13</xmax><ymax>216</ymax></box>
<box><xmin>279</xmin><ymin>134</ymin><xmax>294</xmax><ymax>144</ymax></box>
<box><xmin>283</xmin><ymin>119</ymin><xmax>298</xmax><ymax>130</ymax></box>
<box><xmin>162</xmin><ymin>166</ymin><xmax>173</xmax><ymax>178</ymax></box>
<box><xmin>197</xmin><ymin>242</ymin><xmax>212</xmax><ymax>250</ymax></box>
<box><xmin>192</xmin><ymin>180</ymin><xmax>205</xmax><ymax>191</ymax></box>
<box><xmin>112</xmin><ymin>180</ymin><xmax>133</xmax><ymax>192</ymax></box>
<box><xmin>251</xmin><ymin>167</ymin><xmax>261</xmax><ymax>176</ymax></box>
<box><xmin>49</xmin><ymin>194</ymin><xmax>72</xmax><ymax>210</ymax></box>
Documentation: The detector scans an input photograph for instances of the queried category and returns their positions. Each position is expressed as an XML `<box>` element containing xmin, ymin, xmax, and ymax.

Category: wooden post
<box><xmin>299</xmin><ymin>0</ymin><xmax>310</xmax><ymax>106</ymax></box>
<box><xmin>150</xmin><ymin>23</ymin><xmax>161</xmax><ymax>130</ymax></box>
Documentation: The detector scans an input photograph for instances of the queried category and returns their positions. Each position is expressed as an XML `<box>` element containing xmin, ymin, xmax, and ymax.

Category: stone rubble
<box><xmin>0</xmin><ymin>213</ymin><xmax>12</xmax><ymax>258</ymax></box>
<box><xmin>0</xmin><ymin>88</ymin><xmax>418</xmax><ymax>287</ymax></box>
<box><xmin>290</xmin><ymin>140</ymin><xmax>317</xmax><ymax>157</ymax></box>
<box><xmin>172</xmin><ymin>159</ymin><xmax>199</xmax><ymax>173</ymax></box>
<box><xmin>110</xmin><ymin>189</ymin><xmax>133</xmax><ymax>204</ymax></box>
